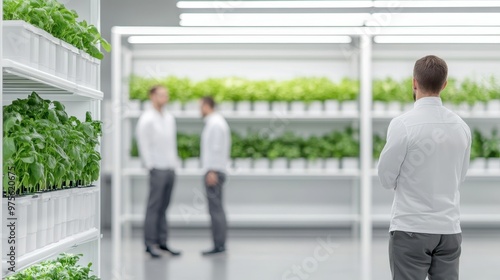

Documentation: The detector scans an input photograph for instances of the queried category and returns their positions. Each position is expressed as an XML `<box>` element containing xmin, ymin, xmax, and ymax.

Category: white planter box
<box><xmin>342</xmin><ymin>157</ymin><xmax>359</xmax><ymax>170</ymax></box>
<box><xmin>253</xmin><ymin>158</ymin><xmax>270</xmax><ymax>170</ymax></box>
<box><xmin>324</xmin><ymin>100</ymin><xmax>340</xmax><ymax>113</ymax></box>
<box><xmin>55</xmin><ymin>42</ymin><xmax>70</xmax><ymax>80</ymax></box>
<box><xmin>387</xmin><ymin>101</ymin><xmax>401</xmax><ymax>114</ymax></box>
<box><xmin>166</xmin><ymin>101</ymin><xmax>182</xmax><ymax>113</ymax></box>
<box><xmin>487</xmin><ymin>158</ymin><xmax>500</xmax><ymax>170</ymax></box>
<box><xmin>236</xmin><ymin>101</ymin><xmax>252</xmax><ymax>113</ymax></box>
<box><xmin>469</xmin><ymin>158</ymin><xmax>487</xmax><ymax>170</ymax></box>
<box><xmin>289</xmin><ymin>158</ymin><xmax>307</xmax><ymax>170</ymax></box>
<box><xmin>271</xmin><ymin>158</ymin><xmax>288</xmax><ymax>170</ymax></box>
<box><xmin>290</xmin><ymin>101</ymin><xmax>306</xmax><ymax>114</ymax></box>
<box><xmin>36</xmin><ymin>193</ymin><xmax>51</xmax><ymax>249</ymax></box>
<box><xmin>471</xmin><ymin>102</ymin><xmax>486</xmax><ymax>114</ymax></box>
<box><xmin>37</xmin><ymin>30</ymin><xmax>58</xmax><ymax>76</ymax></box>
<box><xmin>184</xmin><ymin>158</ymin><xmax>200</xmax><ymax>170</ymax></box>
<box><xmin>2</xmin><ymin>196</ymin><xmax>31</xmax><ymax>258</ymax></box>
<box><xmin>253</xmin><ymin>101</ymin><xmax>269</xmax><ymax>114</ymax></box>
<box><xmin>66</xmin><ymin>43</ymin><xmax>79</xmax><ymax>83</ymax></box>
<box><xmin>324</xmin><ymin>158</ymin><xmax>340</xmax><ymax>170</ymax></box>
<box><xmin>2</xmin><ymin>21</ymin><xmax>36</xmax><ymax>66</ymax></box>
<box><xmin>307</xmin><ymin>159</ymin><xmax>324</xmax><ymax>170</ymax></box>
<box><xmin>234</xmin><ymin>158</ymin><xmax>252</xmax><ymax>170</ymax></box>
<box><xmin>218</xmin><ymin>101</ymin><xmax>234</xmax><ymax>114</ymax></box>
<box><xmin>127</xmin><ymin>158</ymin><xmax>142</xmax><ymax>169</ymax></box>
<box><xmin>373</xmin><ymin>101</ymin><xmax>386</xmax><ymax>113</ymax></box>
<box><xmin>341</xmin><ymin>101</ymin><xmax>358</xmax><ymax>113</ymax></box>
<box><xmin>183</xmin><ymin>100</ymin><xmax>199</xmax><ymax>112</ymax></box>
<box><xmin>272</xmin><ymin>101</ymin><xmax>288</xmax><ymax>114</ymax></box>
<box><xmin>87</xmin><ymin>56</ymin><xmax>100</xmax><ymax>89</ymax></box>
<box><xmin>455</xmin><ymin>103</ymin><xmax>470</xmax><ymax>115</ymax></box>
<box><xmin>76</xmin><ymin>52</ymin><xmax>89</xmax><ymax>87</ymax></box>
<box><xmin>307</xmin><ymin>101</ymin><xmax>323</xmax><ymax>115</ymax></box>
<box><xmin>127</xmin><ymin>100</ymin><xmax>142</xmax><ymax>111</ymax></box>
<box><xmin>26</xmin><ymin>195</ymin><xmax>40</xmax><ymax>253</ymax></box>
<box><xmin>142</xmin><ymin>100</ymin><xmax>152</xmax><ymax>111</ymax></box>
<box><xmin>488</xmin><ymin>100</ymin><xmax>500</xmax><ymax>112</ymax></box>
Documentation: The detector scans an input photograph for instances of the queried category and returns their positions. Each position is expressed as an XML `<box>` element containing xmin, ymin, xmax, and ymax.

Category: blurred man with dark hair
<box><xmin>199</xmin><ymin>96</ymin><xmax>231</xmax><ymax>255</ymax></box>
<box><xmin>378</xmin><ymin>55</ymin><xmax>471</xmax><ymax>280</ymax></box>
<box><xmin>136</xmin><ymin>85</ymin><xmax>181</xmax><ymax>258</ymax></box>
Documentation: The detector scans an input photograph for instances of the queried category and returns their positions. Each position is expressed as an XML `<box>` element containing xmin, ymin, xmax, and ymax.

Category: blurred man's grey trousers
<box><xmin>389</xmin><ymin>231</ymin><xmax>462</xmax><ymax>280</ymax></box>
<box><xmin>204</xmin><ymin>171</ymin><xmax>227</xmax><ymax>249</ymax></box>
<box><xmin>144</xmin><ymin>168</ymin><xmax>175</xmax><ymax>247</ymax></box>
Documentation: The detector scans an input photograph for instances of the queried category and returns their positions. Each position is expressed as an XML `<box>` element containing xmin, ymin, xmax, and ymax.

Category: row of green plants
<box><xmin>129</xmin><ymin>75</ymin><xmax>500</xmax><ymax>104</ymax></box>
<box><xmin>373</xmin><ymin>130</ymin><xmax>500</xmax><ymax>159</ymax></box>
<box><xmin>131</xmin><ymin>127</ymin><xmax>360</xmax><ymax>160</ymax></box>
<box><xmin>3</xmin><ymin>92</ymin><xmax>102</xmax><ymax>197</ymax></box>
<box><xmin>6</xmin><ymin>253</ymin><xmax>99</xmax><ymax>280</ymax></box>
<box><xmin>3</xmin><ymin>0</ymin><xmax>111</xmax><ymax>59</ymax></box>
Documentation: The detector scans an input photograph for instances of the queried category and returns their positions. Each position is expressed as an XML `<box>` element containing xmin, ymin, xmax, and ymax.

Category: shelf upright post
<box><xmin>111</xmin><ymin>28</ymin><xmax>123</xmax><ymax>280</ymax></box>
<box><xmin>0</xmin><ymin>1</ymin><xmax>3</xmax><ymax>274</ymax></box>
<box><xmin>359</xmin><ymin>34</ymin><xmax>373</xmax><ymax>280</ymax></box>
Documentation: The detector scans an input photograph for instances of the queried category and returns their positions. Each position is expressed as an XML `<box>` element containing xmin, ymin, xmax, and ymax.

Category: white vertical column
<box><xmin>359</xmin><ymin>34</ymin><xmax>373</xmax><ymax>280</ymax></box>
<box><xmin>111</xmin><ymin>29</ymin><xmax>122</xmax><ymax>280</ymax></box>
<box><xmin>0</xmin><ymin>1</ymin><xmax>3</xmax><ymax>274</ymax></box>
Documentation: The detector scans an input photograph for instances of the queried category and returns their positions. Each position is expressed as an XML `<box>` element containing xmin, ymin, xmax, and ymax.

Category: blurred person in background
<box><xmin>136</xmin><ymin>85</ymin><xmax>181</xmax><ymax>258</ymax></box>
<box><xmin>199</xmin><ymin>96</ymin><xmax>231</xmax><ymax>256</ymax></box>
<box><xmin>378</xmin><ymin>55</ymin><xmax>471</xmax><ymax>280</ymax></box>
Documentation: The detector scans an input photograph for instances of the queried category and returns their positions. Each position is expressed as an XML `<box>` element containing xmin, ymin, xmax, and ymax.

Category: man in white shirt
<box><xmin>136</xmin><ymin>85</ymin><xmax>181</xmax><ymax>258</ymax></box>
<box><xmin>199</xmin><ymin>96</ymin><xmax>231</xmax><ymax>256</ymax></box>
<box><xmin>378</xmin><ymin>55</ymin><xmax>471</xmax><ymax>280</ymax></box>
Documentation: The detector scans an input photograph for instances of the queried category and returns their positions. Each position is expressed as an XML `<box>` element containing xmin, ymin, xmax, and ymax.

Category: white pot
<box><xmin>2</xmin><ymin>196</ymin><xmax>30</xmax><ymax>257</ymax></box>
<box><xmin>471</xmin><ymin>102</ymin><xmax>486</xmax><ymax>114</ymax></box>
<box><xmin>218</xmin><ymin>101</ymin><xmax>234</xmax><ymax>114</ymax></box>
<box><xmin>127</xmin><ymin>158</ymin><xmax>142</xmax><ymax>169</ymax></box>
<box><xmin>26</xmin><ymin>195</ymin><xmax>39</xmax><ymax>252</ymax></box>
<box><xmin>307</xmin><ymin>159</ymin><xmax>324</xmax><ymax>170</ymax></box>
<box><xmin>127</xmin><ymin>100</ymin><xmax>141</xmax><ymax>111</ymax></box>
<box><xmin>324</xmin><ymin>158</ymin><xmax>340</xmax><ymax>170</ymax></box>
<box><xmin>290</xmin><ymin>101</ymin><xmax>306</xmax><ymax>114</ymax></box>
<box><xmin>142</xmin><ymin>100</ymin><xmax>152</xmax><ymax>111</ymax></box>
<box><xmin>253</xmin><ymin>158</ymin><xmax>270</xmax><ymax>170</ymax></box>
<box><xmin>373</xmin><ymin>101</ymin><xmax>386</xmax><ymax>113</ymax></box>
<box><xmin>271</xmin><ymin>158</ymin><xmax>288</xmax><ymax>170</ymax></box>
<box><xmin>236</xmin><ymin>101</ymin><xmax>252</xmax><ymax>113</ymax></box>
<box><xmin>455</xmin><ymin>103</ymin><xmax>470</xmax><ymax>115</ymax></box>
<box><xmin>289</xmin><ymin>158</ymin><xmax>307</xmax><ymax>170</ymax></box>
<box><xmin>387</xmin><ymin>101</ymin><xmax>401</xmax><ymax>114</ymax></box>
<box><xmin>469</xmin><ymin>158</ymin><xmax>487</xmax><ymax>170</ymax></box>
<box><xmin>324</xmin><ymin>100</ymin><xmax>339</xmax><ymax>113</ymax></box>
<box><xmin>342</xmin><ymin>157</ymin><xmax>359</xmax><ymax>170</ymax></box>
<box><xmin>307</xmin><ymin>101</ymin><xmax>323</xmax><ymax>115</ymax></box>
<box><xmin>90</xmin><ymin>188</ymin><xmax>98</xmax><ymax>229</ymax></box>
<box><xmin>60</xmin><ymin>192</ymin><xmax>68</xmax><ymax>239</ymax></box>
<box><xmin>488</xmin><ymin>100</ymin><xmax>500</xmax><ymax>112</ymax></box>
<box><xmin>166</xmin><ymin>101</ymin><xmax>182</xmax><ymax>113</ymax></box>
<box><xmin>253</xmin><ymin>101</ymin><xmax>269</xmax><ymax>114</ymax></box>
<box><xmin>184</xmin><ymin>158</ymin><xmax>200</xmax><ymax>170</ymax></box>
<box><xmin>234</xmin><ymin>158</ymin><xmax>252</xmax><ymax>170</ymax></box>
<box><xmin>36</xmin><ymin>195</ymin><xmax>51</xmax><ymax>249</ymax></box>
<box><xmin>272</xmin><ymin>101</ymin><xmax>288</xmax><ymax>114</ymax></box>
<box><xmin>341</xmin><ymin>101</ymin><xmax>358</xmax><ymax>113</ymax></box>
<box><xmin>487</xmin><ymin>158</ymin><xmax>500</xmax><ymax>170</ymax></box>
<box><xmin>183</xmin><ymin>101</ymin><xmax>199</xmax><ymax>113</ymax></box>
<box><xmin>66</xmin><ymin>193</ymin><xmax>76</xmax><ymax>236</ymax></box>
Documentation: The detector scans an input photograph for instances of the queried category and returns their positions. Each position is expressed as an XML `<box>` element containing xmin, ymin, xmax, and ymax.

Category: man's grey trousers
<box><xmin>204</xmin><ymin>171</ymin><xmax>227</xmax><ymax>249</ymax></box>
<box><xmin>144</xmin><ymin>168</ymin><xmax>175</xmax><ymax>247</ymax></box>
<box><xmin>389</xmin><ymin>230</ymin><xmax>462</xmax><ymax>280</ymax></box>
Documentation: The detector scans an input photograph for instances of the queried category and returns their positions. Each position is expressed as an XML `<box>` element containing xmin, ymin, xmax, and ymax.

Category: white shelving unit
<box><xmin>1</xmin><ymin>1</ymin><xmax>102</xmax><ymax>278</ymax></box>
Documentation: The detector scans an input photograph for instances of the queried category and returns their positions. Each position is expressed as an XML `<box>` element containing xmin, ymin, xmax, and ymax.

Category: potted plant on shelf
<box><xmin>469</xmin><ymin>130</ymin><xmax>487</xmax><ymax>170</ymax></box>
<box><xmin>304</xmin><ymin>136</ymin><xmax>324</xmax><ymax>171</ymax></box>
<box><xmin>484</xmin><ymin>130</ymin><xmax>500</xmax><ymax>170</ymax></box>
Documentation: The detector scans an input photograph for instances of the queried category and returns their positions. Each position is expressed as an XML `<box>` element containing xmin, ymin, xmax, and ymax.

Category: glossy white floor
<box><xmin>101</xmin><ymin>229</ymin><xmax>500</xmax><ymax>280</ymax></box>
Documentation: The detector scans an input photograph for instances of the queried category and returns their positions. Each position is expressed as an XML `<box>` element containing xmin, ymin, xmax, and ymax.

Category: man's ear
<box><xmin>441</xmin><ymin>80</ymin><xmax>448</xmax><ymax>92</ymax></box>
<box><xmin>412</xmin><ymin>78</ymin><xmax>417</xmax><ymax>90</ymax></box>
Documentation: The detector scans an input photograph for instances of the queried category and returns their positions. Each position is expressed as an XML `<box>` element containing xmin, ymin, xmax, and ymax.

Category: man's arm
<box><xmin>136</xmin><ymin>117</ymin><xmax>154</xmax><ymax>170</ymax></box>
<box><xmin>460</xmin><ymin>127</ymin><xmax>472</xmax><ymax>183</ymax></box>
<box><xmin>378</xmin><ymin>118</ymin><xmax>408</xmax><ymax>190</ymax></box>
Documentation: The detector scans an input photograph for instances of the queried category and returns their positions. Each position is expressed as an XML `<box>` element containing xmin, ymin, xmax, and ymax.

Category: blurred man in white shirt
<box><xmin>136</xmin><ymin>85</ymin><xmax>181</xmax><ymax>258</ymax></box>
<box><xmin>199</xmin><ymin>96</ymin><xmax>231</xmax><ymax>255</ymax></box>
<box><xmin>378</xmin><ymin>55</ymin><xmax>471</xmax><ymax>280</ymax></box>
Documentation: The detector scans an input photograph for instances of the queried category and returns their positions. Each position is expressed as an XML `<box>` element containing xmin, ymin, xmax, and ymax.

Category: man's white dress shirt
<box><xmin>201</xmin><ymin>112</ymin><xmax>231</xmax><ymax>173</ymax></box>
<box><xmin>378</xmin><ymin>97</ymin><xmax>471</xmax><ymax>234</ymax></box>
<box><xmin>136</xmin><ymin>108</ymin><xmax>178</xmax><ymax>170</ymax></box>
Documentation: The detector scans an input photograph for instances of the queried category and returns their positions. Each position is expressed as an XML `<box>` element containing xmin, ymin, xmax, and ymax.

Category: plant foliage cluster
<box><xmin>3</xmin><ymin>92</ymin><xmax>102</xmax><ymax>196</ymax></box>
<box><xmin>3</xmin><ymin>0</ymin><xmax>111</xmax><ymax>59</ymax></box>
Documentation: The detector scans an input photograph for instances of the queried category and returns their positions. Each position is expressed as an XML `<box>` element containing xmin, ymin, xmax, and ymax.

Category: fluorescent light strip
<box><xmin>366</xmin><ymin>13</ymin><xmax>500</xmax><ymax>27</ymax></box>
<box><xmin>128</xmin><ymin>35</ymin><xmax>352</xmax><ymax>44</ymax></box>
<box><xmin>177</xmin><ymin>1</ymin><xmax>373</xmax><ymax>9</ymax></box>
<box><xmin>374</xmin><ymin>1</ymin><xmax>500</xmax><ymax>8</ymax></box>
<box><xmin>374</xmin><ymin>36</ymin><xmax>500</xmax><ymax>44</ymax></box>
<box><xmin>180</xmin><ymin>13</ymin><xmax>370</xmax><ymax>26</ymax></box>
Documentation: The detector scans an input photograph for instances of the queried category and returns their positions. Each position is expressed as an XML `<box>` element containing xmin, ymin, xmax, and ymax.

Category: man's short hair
<box><xmin>413</xmin><ymin>55</ymin><xmax>448</xmax><ymax>94</ymax></box>
<box><xmin>201</xmin><ymin>96</ymin><xmax>216</xmax><ymax>109</ymax></box>
<box><xmin>149</xmin><ymin>85</ymin><xmax>166</xmax><ymax>96</ymax></box>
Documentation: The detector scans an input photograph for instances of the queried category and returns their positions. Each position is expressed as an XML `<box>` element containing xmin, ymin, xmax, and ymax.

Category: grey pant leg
<box><xmin>428</xmin><ymin>234</ymin><xmax>462</xmax><ymax>280</ymax></box>
<box><xmin>144</xmin><ymin>169</ymin><xmax>171</xmax><ymax>246</ymax></box>
<box><xmin>205</xmin><ymin>171</ymin><xmax>227</xmax><ymax>248</ymax></box>
<box><xmin>389</xmin><ymin>231</ymin><xmax>440</xmax><ymax>280</ymax></box>
<box><xmin>157</xmin><ymin>170</ymin><xmax>175</xmax><ymax>246</ymax></box>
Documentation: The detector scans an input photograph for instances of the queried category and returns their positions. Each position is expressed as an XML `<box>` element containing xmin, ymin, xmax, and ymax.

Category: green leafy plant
<box><xmin>3</xmin><ymin>0</ymin><xmax>111</xmax><ymax>59</ymax></box>
<box><xmin>6</xmin><ymin>253</ymin><xmax>99</xmax><ymax>280</ymax></box>
<box><xmin>3</xmin><ymin>92</ymin><xmax>102</xmax><ymax>196</ymax></box>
